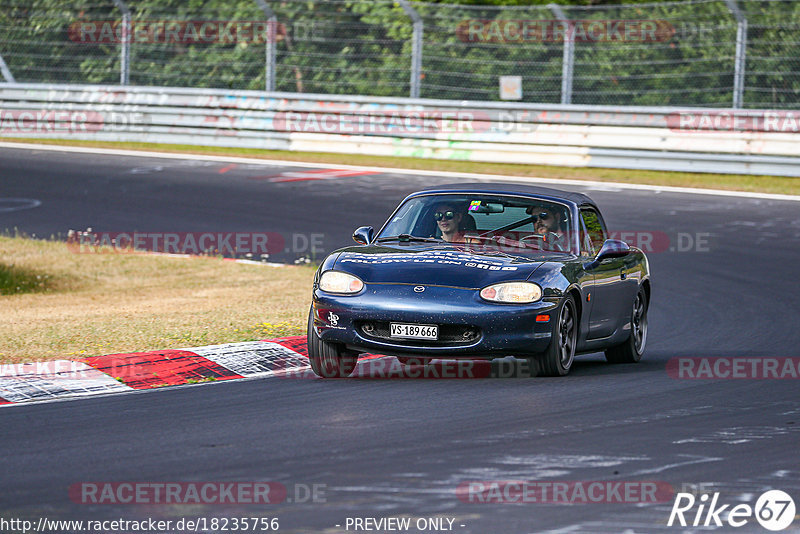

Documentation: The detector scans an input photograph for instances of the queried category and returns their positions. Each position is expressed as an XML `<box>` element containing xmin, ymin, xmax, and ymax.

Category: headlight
<box><xmin>319</xmin><ymin>271</ymin><xmax>364</xmax><ymax>294</ymax></box>
<box><xmin>480</xmin><ymin>282</ymin><xmax>542</xmax><ymax>303</ymax></box>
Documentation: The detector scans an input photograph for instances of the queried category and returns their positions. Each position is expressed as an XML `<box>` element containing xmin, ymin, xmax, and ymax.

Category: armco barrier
<box><xmin>1</xmin><ymin>83</ymin><xmax>799</xmax><ymax>176</ymax></box>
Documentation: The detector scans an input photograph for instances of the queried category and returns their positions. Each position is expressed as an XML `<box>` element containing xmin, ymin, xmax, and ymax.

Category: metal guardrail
<box><xmin>1</xmin><ymin>83</ymin><xmax>799</xmax><ymax>177</ymax></box>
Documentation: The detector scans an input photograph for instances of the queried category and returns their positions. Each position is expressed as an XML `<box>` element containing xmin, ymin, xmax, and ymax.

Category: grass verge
<box><xmin>0</xmin><ymin>263</ymin><xmax>57</xmax><ymax>296</ymax></box>
<box><xmin>2</xmin><ymin>137</ymin><xmax>799</xmax><ymax>196</ymax></box>
<box><xmin>0</xmin><ymin>235</ymin><xmax>314</xmax><ymax>364</ymax></box>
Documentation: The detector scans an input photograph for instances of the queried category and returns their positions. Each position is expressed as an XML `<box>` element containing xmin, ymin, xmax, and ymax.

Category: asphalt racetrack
<box><xmin>1</xmin><ymin>146</ymin><xmax>799</xmax><ymax>533</ymax></box>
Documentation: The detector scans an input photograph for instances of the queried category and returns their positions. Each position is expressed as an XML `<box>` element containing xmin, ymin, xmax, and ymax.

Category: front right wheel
<box><xmin>307</xmin><ymin>307</ymin><xmax>359</xmax><ymax>378</ymax></box>
<box><xmin>605</xmin><ymin>286</ymin><xmax>648</xmax><ymax>364</ymax></box>
<box><xmin>537</xmin><ymin>294</ymin><xmax>578</xmax><ymax>377</ymax></box>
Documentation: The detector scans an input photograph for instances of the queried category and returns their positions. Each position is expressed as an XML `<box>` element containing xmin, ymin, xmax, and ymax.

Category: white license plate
<box><xmin>390</xmin><ymin>323</ymin><xmax>438</xmax><ymax>340</ymax></box>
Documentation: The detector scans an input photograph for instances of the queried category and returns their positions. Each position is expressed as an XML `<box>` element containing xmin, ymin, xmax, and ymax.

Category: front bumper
<box><xmin>312</xmin><ymin>283</ymin><xmax>558</xmax><ymax>358</ymax></box>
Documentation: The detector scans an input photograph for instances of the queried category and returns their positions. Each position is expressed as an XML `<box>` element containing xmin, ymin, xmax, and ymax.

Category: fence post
<box><xmin>0</xmin><ymin>53</ymin><xmax>15</xmax><ymax>83</ymax></box>
<box><xmin>111</xmin><ymin>0</ymin><xmax>131</xmax><ymax>85</ymax></box>
<box><xmin>548</xmin><ymin>3</ymin><xmax>573</xmax><ymax>105</ymax></box>
<box><xmin>111</xmin><ymin>0</ymin><xmax>130</xmax><ymax>85</ymax></box>
<box><xmin>255</xmin><ymin>0</ymin><xmax>278</xmax><ymax>93</ymax></box>
<box><xmin>397</xmin><ymin>0</ymin><xmax>423</xmax><ymax>99</ymax></box>
<box><xmin>724</xmin><ymin>0</ymin><xmax>747</xmax><ymax>108</ymax></box>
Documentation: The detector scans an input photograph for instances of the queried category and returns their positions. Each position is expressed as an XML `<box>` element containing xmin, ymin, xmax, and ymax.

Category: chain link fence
<box><xmin>0</xmin><ymin>0</ymin><xmax>798</xmax><ymax>108</ymax></box>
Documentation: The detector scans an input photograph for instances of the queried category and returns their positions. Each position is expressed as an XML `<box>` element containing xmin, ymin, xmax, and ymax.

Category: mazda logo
<box><xmin>413</xmin><ymin>286</ymin><xmax>425</xmax><ymax>293</ymax></box>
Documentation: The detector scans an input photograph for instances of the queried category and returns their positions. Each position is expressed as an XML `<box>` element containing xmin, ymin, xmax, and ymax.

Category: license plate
<box><xmin>390</xmin><ymin>323</ymin><xmax>438</xmax><ymax>340</ymax></box>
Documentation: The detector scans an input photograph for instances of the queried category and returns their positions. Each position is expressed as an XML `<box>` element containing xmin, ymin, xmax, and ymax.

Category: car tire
<box><xmin>605</xmin><ymin>286</ymin><xmax>648</xmax><ymax>364</ymax></box>
<box><xmin>307</xmin><ymin>307</ymin><xmax>359</xmax><ymax>378</ymax></box>
<box><xmin>537</xmin><ymin>294</ymin><xmax>578</xmax><ymax>377</ymax></box>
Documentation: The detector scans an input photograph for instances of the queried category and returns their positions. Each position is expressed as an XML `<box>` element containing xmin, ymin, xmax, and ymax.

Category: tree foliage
<box><xmin>0</xmin><ymin>0</ymin><xmax>797</xmax><ymax>108</ymax></box>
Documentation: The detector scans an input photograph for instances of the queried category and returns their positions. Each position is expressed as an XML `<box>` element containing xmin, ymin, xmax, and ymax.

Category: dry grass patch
<box><xmin>0</xmin><ymin>236</ymin><xmax>315</xmax><ymax>363</ymax></box>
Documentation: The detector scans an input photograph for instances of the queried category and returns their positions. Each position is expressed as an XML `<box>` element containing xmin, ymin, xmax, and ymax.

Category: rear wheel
<box><xmin>537</xmin><ymin>294</ymin><xmax>578</xmax><ymax>377</ymax></box>
<box><xmin>307</xmin><ymin>308</ymin><xmax>359</xmax><ymax>378</ymax></box>
<box><xmin>605</xmin><ymin>287</ymin><xmax>648</xmax><ymax>364</ymax></box>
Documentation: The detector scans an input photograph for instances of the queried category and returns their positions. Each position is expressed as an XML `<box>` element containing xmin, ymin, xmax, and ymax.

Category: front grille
<box><xmin>356</xmin><ymin>321</ymin><xmax>481</xmax><ymax>346</ymax></box>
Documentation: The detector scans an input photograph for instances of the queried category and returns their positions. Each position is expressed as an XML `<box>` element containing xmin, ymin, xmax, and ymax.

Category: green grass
<box><xmin>2</xmin><ymin>137</ymin><xmax>799</xmax><ymax>196</ymax></box>
<box><xmin>0</xmin><ymin>263</ymin><xmax>56</xmax><ymax>295</ymax></box>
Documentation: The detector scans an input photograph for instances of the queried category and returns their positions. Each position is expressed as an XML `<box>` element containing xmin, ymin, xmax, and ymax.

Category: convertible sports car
<box><xmin>307</xmin><ymin>183</ymin><xmax>650</xmax><ymax>378</ymax></box>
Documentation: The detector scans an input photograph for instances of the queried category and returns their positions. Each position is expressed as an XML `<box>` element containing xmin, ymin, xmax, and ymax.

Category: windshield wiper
<box><xmin>376</xmin><ymin>234</ymin><xmax>444</xmax><ymax>243</ymax></box>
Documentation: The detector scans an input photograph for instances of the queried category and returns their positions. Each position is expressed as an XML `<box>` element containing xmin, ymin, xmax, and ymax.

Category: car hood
<box><xmin>332</xmin><ymin>243</ymin><xmax>557</xmax><ymax>288</ymax></box>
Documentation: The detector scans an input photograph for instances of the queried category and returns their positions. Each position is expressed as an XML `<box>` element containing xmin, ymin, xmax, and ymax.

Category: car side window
<box><xmin>580</xmin><ymin>209</ymin><xmax>606</xmax><ymax>256</ymax></box>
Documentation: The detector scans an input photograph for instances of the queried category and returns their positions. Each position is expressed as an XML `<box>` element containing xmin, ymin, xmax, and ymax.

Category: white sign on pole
<box><xmin>500</xmin><ymin>76</ymin><xmax>523</xmax><ymax>100</ymax></box>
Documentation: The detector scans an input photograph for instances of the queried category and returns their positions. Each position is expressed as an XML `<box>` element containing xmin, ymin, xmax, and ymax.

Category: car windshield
<box><xmin>377</xmin><ymin>193</ymin><xmax>575</xmax><ymax>254</ymax></box>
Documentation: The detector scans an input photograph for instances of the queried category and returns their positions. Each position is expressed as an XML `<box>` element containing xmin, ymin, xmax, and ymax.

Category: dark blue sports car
<box><xmin>307</xmin><ymin>183</ymin><xmax>650</xmax><ymax>377</ymax></box>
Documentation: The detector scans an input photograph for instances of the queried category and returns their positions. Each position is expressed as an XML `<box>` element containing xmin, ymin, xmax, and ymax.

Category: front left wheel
<box><xmin>307</xmin><ymin>307</ymin><xmax>359</xmax><ymax>378</ymax></box>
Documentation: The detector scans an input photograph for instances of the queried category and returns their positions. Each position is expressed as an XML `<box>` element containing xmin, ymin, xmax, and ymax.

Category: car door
<box><xmin>581</xmin><ymin>208</ymin><xmax>626</xmax><ymax>340</ymax></box>
<box><xmin>575</xmin><ymin>213</ymin><xmax>596</xmax><ymax>347</ymax></box>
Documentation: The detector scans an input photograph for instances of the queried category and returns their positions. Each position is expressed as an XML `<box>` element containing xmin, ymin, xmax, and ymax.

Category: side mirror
<box><xmin>585</xmin><ymin>239</ymin><xmax>630</xmax><ymax>269</ymax></box>
<box><xmin>352</xmin><ymin>226</ymin><xmax>374</xmax><ymax>245</ymax></box>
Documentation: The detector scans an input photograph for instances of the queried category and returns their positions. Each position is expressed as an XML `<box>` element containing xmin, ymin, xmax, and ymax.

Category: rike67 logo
<box><xmin>668</xmin><ymin>490</ymin><xmax>796</xmax><ymax>531</ymax></box>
